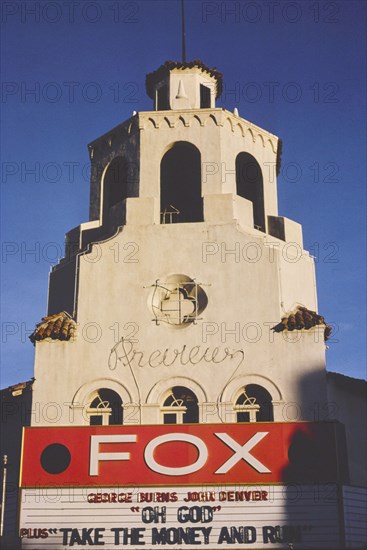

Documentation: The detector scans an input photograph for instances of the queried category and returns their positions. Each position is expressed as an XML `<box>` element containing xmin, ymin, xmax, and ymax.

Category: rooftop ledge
<box><xmin>88</xmin><ymin>109</ymin><xmax>279</xmax><ymax>150</ymax></box>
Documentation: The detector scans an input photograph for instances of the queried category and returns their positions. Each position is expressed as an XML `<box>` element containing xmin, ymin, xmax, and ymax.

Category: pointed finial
<box><xmin>176</xmin><ymin>80</ymin><xmax>188</xmax><ymax>99</ymax></box>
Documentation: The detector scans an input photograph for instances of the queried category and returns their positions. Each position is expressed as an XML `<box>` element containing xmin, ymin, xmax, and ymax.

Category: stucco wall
<box><xmin>32</xmin><ymin>220</ymin><xmax>326</xmax><ymax>427</ymax></box>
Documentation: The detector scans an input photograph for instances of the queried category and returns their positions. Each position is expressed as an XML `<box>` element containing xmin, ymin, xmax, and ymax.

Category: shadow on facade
<box><xmin>279</xmin><ymin>369</ymin><xmax>349</xmax><ymax>550</ymax></box>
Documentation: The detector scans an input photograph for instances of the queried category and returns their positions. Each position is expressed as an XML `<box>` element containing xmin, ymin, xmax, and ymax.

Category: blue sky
<box><xmin>1</xmin><ymin>0</ymin><xmax>366</xmax><ymax>388</ymax></box>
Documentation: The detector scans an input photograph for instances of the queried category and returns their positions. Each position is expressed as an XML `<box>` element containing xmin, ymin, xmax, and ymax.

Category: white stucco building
<box><xmin>30</xmin><ymin>61</ymin><xmax>331</xmax><ymax>430</ymax></box>
<box><xmin>1</xmin><ymin>60</ymin><xmax>364</xmax><ymax>550</ymax></box>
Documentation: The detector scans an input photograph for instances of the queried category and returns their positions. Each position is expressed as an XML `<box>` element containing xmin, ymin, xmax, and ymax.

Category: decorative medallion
<box><xmin>150</xmin><ymin>274</ymin><xmax>208</xmax><ymax>327</ymax></box>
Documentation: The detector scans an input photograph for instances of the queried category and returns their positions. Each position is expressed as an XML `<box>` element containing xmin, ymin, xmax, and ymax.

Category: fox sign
<box><xmin>20</xmin><ymin>422</ymin><xmax>343</xmax><ymax>487</ymax></box>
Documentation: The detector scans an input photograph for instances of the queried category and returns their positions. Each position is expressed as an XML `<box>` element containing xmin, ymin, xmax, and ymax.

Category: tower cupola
<box><xmin>145</xmin><ymin>60</ymin><xmax>222</xmax><ymax>110</ymax></box>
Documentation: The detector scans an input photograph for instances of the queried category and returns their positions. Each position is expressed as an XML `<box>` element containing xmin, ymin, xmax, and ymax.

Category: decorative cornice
<box><xmin>139</xmin><ymin>110</ymin><xmax>278</xmax><ymax>152</ymax></box>
<box><xmin>88</xmin><ymin>116</ymin><xmax>138</xmax><ymax>156</ymax></box>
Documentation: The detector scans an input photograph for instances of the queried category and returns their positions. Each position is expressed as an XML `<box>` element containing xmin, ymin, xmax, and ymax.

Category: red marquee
<box><xmin>20</xmin><ymin>422</ymin><xmax>344</xmax><ymax>487</ymax></box>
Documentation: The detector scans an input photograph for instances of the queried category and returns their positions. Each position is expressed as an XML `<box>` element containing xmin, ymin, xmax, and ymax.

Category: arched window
<box><xmin>236</xmin><ymin>153</ymin><xmax>265</xmax><ymax>231</ymax></box>
<box><xmin>161</xmin><ymin>386</ymin><xmax>199</xmax><ymax>424</ymax></box>
<box><xmin>87</xmin><ymin>388</ymin><xmax>123</xmax><ymax>426</ymax></box>
<box><xmin>235</xmin><ymin>385</ymin><xmax>273</xmax><ymax>423</ymax></box>
<box><xmin>103</xmin><ymin>156</ymin><xmax>129</xmax><ymax>219</ymax></box>
<box><xmin>160</xmin><ymin>142</ymin><xmax>202</xmax><ymax>223</ymax></box>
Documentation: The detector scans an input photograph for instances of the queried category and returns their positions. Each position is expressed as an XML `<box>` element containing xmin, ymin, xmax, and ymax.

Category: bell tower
<box><xmin>32</xmin><ymin>59</ymin><xmax>329</xmax><ymax>429</ymax></box>
<box><xmin>146</xmin><ymin>60</ymin><xmax>219</xmax><ymax>110</ymax></box>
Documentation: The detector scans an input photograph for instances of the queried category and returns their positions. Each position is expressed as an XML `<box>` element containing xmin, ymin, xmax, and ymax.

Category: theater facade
<box><xmin>1</xmin><ymin>60</ymin><xmax>366</xmax><ymax>549</ymax></box>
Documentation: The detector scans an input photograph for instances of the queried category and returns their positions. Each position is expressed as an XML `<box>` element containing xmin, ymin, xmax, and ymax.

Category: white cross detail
<box><xmin>214</xmin><ymin>432</ymin><xmax>271</xmax><ymax>474</ymax></box>
<box><xmin>160</xmin><ymin>288</ymin><xmax>196</xmax><ymax>323</ymax></box>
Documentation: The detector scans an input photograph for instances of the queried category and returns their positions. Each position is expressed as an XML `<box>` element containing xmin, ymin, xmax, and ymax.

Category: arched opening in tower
<box><xmin>88</xmin><ymin>388</ymin><xmax>123</xmax><ymax>426</ymax></box>
<box><xmin>160</xmin><ymin>142</ymin><xmax>203</xmax><ymax>223</ymax></box>
<box><xmin>162</xmin><ymin>386</ymin><xmax>199</xmax><ymax>424</ymax></box>
<box><xmin>236</xmin><ymin>152</ymin><xmax>265</xmax><ymax>231</ymax></box>
<box><xmin>102</xmin><ymin>156</ymin><xmax>129</xmax><ymax>221</ymax></box>
<box><xmin>236</xmin><ymin>384</ymin><xmax>273</xmax><ymax>422</ymax></box>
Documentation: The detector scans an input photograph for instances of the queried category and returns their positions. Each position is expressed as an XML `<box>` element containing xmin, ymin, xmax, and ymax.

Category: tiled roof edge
<box><xmin>272</xmin><ymin>306</ymin><xmax>332</xmax><ymax>341</ymax></box>
<box><xmin>29</xmin><ymin>311</ymin><xmax>76</xmax><ymax>344</ymax></box>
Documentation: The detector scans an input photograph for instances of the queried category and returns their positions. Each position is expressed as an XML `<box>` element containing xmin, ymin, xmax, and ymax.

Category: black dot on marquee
<box><xmin>40</xmin><ymin>444</ymin><xmax>71</xmax><ymax>474</ymax></box>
